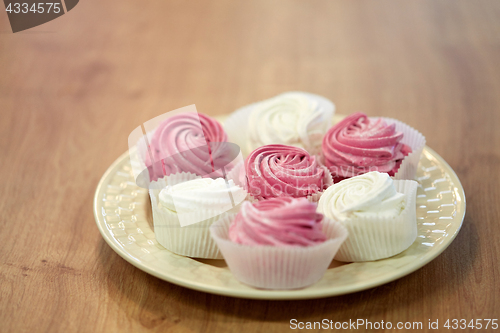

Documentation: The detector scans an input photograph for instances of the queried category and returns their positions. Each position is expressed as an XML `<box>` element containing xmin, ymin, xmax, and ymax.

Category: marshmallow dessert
<box><xmin>322</xmin><ymin>112</ymin><xmax>425</xmax><ymax>182</ymax></box>
<box><xmin>149</xmin><ymin>173</ymin><xmax>246</xmax><ymax>259</ymax></box>
<box><xmin>136</xmin><ymin>107</ymin><xmax>424</xmax><ymax>280</ymax></box>
<box><xmin>243</xmin><ymin>144</ymin><xmax>332</xmax><ymax>201</ymax></box>
<box><xmin>317</xmin><ymin>171</ymin><xmax>418</xmax><ymax>262</ymax></box>
<box><xmin>210</xmin><ymin>197</ymin><xmax>348</xmax><ymax>289</ymax></box>
<box><xmin>224</xmin><ymin>92</ymin><xmax>335</xmax><ymax>156</ymax></box>
<box><xmin>145</xmin><ymin>112</ymin><xmax>229</xmax><ymax>181</ymax></box>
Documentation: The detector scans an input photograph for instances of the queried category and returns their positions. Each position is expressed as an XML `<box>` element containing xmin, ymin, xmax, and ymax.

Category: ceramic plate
<box><xmin>93</xmin><ymin>115</ymin><xmax>466</xmax><ymax>300</ymax></box>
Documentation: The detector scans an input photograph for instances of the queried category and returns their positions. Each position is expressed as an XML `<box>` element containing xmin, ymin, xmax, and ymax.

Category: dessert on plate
<box><xmin>150</xmin><ymin>173</ymin><xmax>246</xmax><ymax>259</ymax></box>
<box><xmin>317</xmin><ymin>171</ymin><xmax>418</xmax><ymax>262</ymax></box>
<box><xmin>145</xmin><ymin>112</ymin><xmax>230</xmax><ymax>181</ymax></box>
<box><xmin>321</xmin><ymin>112</ymin><xmax>425</xmax><ymax>182</ymax></box>
<box><xmin>135</xmin><ymin>106</ymin><xmax>422</xmax><ymax>272</ymax></box>
<box><xmin>136</xmin><ymin>111</ymin><xmax>246</xmax><ymax>259</ymax></box>
<box><xmin>210</xmin><ymin>197</ymin><xmax>348</xmax><ymax>289</ymax></box>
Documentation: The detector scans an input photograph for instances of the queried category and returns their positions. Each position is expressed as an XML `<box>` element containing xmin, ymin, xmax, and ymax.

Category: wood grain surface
<box><xmin>1</xmin><ymin>0</ymin><xmax>499</xmax><ymax>332</ymax></box>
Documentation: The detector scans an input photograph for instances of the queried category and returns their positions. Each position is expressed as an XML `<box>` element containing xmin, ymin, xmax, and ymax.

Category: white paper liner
<box><xmin>224</xmin><ymin>91</ymin><xmax>335</xmax><ymax>157</ymax></box>
<box><xmin>226</xmin><ymin>160</ymin><xmax>246</xmax><ymax>188</ymax></box>
<box><xmin>380</xmin><ymin>117</ymin><xmax>426</xmax><ymax>181</ymax></box>
<box><xmin>225</xmin><ymin>161</ymin><xmax>257</xmax><ymax>204</ymax></box>
<box><xmin>149</xmin><ymin>172</ymin><xmax>245</xmax><ymax>259</ymax></box>
<box><xmin>320</xmin><ymin>164</ymin><xmax>334</xmax><ymax>189</ymax></box>
<box><xmin>333</xmin><ymin>179</ymin><xmax>418</xmax><ymax>262</ymax></box>
<box><xmin>210</xmin><ymin>215</ymin><xmax>348</xmax><ymax>289</ymax></box>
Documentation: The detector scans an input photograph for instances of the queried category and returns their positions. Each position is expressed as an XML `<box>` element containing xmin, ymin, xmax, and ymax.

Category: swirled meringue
<box><xmin>317</xmin><ymin>171</ymin><xmax>405</xmax><ymax>221</ymax></box>
<box><xmin>228</xmin><ymin>197</ymin><xmax>327</xmax><ymax>246</ymax></box>
<box><xmin>146</xmin><ymin>113</ymin><xmax>228</xmax><ymax>180</ymax></box>
<box><xmin>244</xmin><ymin>144</ymin><xmax>330</xmax><ymax>200</ymax></box>
<box><xmin>247</xmin><ymin>92</ymin><xmax>335</xmax><ymax>153</ymax></box>
<box><xmin>322</xmin><ymin>112</ymin><xmax>412</xmax><ymax>182</ymax></box>
<box><xmin>159</xmin><ymin>177</ymin><xmax>246</xmax><ymax>215</ymax></box>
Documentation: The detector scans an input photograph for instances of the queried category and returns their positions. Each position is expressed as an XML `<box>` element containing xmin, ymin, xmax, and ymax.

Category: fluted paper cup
<box><xmin>210</xmin><ymin>215</ymin><xmax>348</xmax><ymax>289</ymax></box>
<box><xmin>226</xmin><ymin>160</ymin><xmax>246</xmax><ymax>188</ymax></box>
<box><xmin>149</xmin><ymin>173</ymin><xmax>245</xmax><ymax>259</ymax></box>
<box><xmin>333</xmin><ymin>179</ymin><xmax>418</xmax><ymax>262</ymax></box>
<box><xmin>380</xmin><ymin>117</ymin><xmax>426</xmax><ymax>181</ymax></box>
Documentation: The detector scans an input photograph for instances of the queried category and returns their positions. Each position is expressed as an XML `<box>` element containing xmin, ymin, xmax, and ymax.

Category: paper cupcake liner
<box><xmin>150</xmin><ymin>202</ymin><xmax>224</xmax><ymax>259</ymax></box>
<box><xmin>149</xmin><ymin>173</ymin><xmax>245</xmax><ymax>259</ymax></box>
<box><xmin>226</xmin><ymin>165</ymin><xmax>255</xmax><ymax>203</ymax></box>
<box><xmin>223</xmin><ymin>92</ymin><xmax>335</xmax><ymax>157</ymax></box>
<box><xmin>321</xmin><ymin>164</ymin><xmax>334</xmax><ymax>189</ymax></box>
<box><xmin>334</xmin><ymin>179</ymin><xmax>418</xmax><ymax>262</ymax></box>
<box><xmin>226</xmin><ymin>160</ymin><xmax>246</xmax><ymax>188</ymax></box>
<box><xmin>210</xmin><ymin>215</ymin><xmax>348</xmax><ymax>289</ymax></box>
<box><xmin>217</xmin><ymin>160</ymin><xmax>257</xmax><ymax>204</ymax></box>
<box><xmin>380</xmin><ymin>117</ymin><xmax>426</xmax><ymax>181</ymax></box>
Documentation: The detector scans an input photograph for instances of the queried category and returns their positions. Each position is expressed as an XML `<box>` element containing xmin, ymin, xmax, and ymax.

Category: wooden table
<box><xmin>1</xmin><ymin>0</ymin><xmax>499</xmax><ymax>331</ymax></box>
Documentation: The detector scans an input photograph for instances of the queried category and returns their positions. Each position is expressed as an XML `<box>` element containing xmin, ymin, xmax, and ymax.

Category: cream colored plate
<box><xmin>93</xmin><ymin>117</ymin><xmax>465</xmax><ymax>300</ymax></box>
